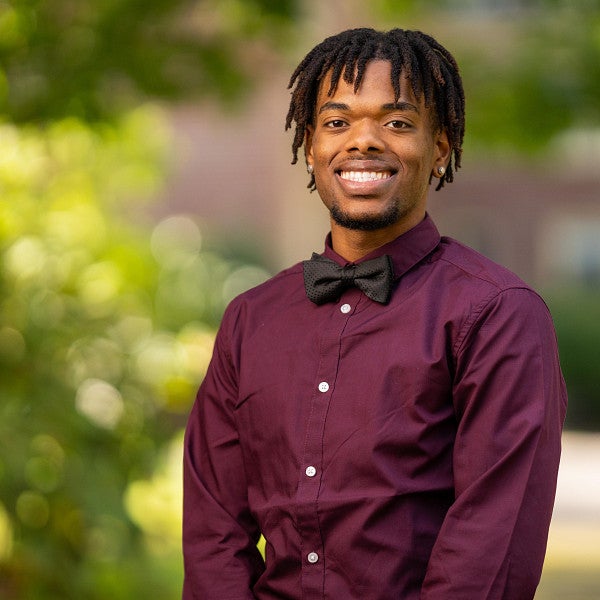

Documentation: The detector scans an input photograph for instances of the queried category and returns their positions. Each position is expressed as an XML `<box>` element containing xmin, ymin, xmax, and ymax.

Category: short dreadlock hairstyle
<box><xmin>285</xmin><ymin>28</ymin><xmax>465</xmax><ymax>191</ymax></box>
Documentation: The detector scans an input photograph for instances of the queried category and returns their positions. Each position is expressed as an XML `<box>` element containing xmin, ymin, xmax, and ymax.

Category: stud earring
<box><xmin>307</xmin><ymin>164</ymin><xmax>314</xmax><ymax>175</ymax></box>
<box><xmin>437</xmin><ymin>166</ymin><xmax>445</xmax><ymax>176</ymax></box>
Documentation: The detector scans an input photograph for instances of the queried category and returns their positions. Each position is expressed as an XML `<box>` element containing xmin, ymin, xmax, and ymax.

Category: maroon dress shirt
<box><xmin>183</xmin><ymin>215</ymin><xmax>567</xmax><ymax>600</ymax></box>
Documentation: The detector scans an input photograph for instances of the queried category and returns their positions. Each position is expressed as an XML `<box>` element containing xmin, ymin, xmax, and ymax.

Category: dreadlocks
<box><xmin>285</xmin><ymin>28</ymin><xmax>465</xmax><ymax>192</ymax></box>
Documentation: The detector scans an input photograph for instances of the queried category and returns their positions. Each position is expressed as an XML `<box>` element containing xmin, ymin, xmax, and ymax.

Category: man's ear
<box><xmin>305</xmin><ymin>125</ymin><xmax>315</xmax><ymax>170</ymax></box>
<box><xmin>432</xmin><ymin>129</ymin><xmax>451</xmax><ymax>177</ymax></box>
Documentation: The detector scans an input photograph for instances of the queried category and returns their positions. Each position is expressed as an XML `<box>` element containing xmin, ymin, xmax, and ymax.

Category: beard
<box><xmin>329</xmin><ymin>201</ymin><xmax>401</xmax><ymax>231</ymax></box>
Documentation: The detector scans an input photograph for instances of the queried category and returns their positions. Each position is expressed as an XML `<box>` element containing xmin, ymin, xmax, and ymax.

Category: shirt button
<box><xmin>318</xmin><ymin>381</ymin><xmax>329</xmax><ymax>393</ymax></box>
<box><xmin>305</xmin><ymin>466</ymin><xmax>317</xmax><ymax>477</ymax></box>
<box><xmin>307</xmin><ymin>552</ymin><xmax>319</xmax><ymax>564</ymax></box>
<box><xmin>340</xmin><ymin>303</ymin><xmax>351</xmax><ymax>314</ymax></box>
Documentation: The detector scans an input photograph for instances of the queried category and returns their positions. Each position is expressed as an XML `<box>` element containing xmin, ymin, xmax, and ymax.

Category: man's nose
<box><xmin>346</xmin><ymin>119</ymin><xmax>384</xmax><ymax>153</ymax></box>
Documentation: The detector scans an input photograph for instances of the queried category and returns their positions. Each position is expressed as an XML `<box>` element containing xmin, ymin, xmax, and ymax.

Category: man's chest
<box><xmin>233</xmin><ymin>288</ymin><xmax>457</xmax><ymax>496</ymax></box>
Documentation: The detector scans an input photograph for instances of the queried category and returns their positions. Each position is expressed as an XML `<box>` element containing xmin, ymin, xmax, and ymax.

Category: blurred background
<box><xmin>0</xmin><ymin>0</ymin><xmax>598</xmax><ymax>598</ymax></box>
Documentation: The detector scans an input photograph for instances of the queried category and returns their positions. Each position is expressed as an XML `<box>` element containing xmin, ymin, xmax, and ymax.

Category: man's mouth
<box><xmin>338</xmin><ymin>170</ymin><xmax>393</xmax><ymax>182</ymax></box>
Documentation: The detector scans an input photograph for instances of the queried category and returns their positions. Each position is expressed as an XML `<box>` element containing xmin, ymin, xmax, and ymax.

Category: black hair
<box><xmin>285</xmin><ymin>27</ymin><xmax>465</xmax><ymax>191</ymax></box>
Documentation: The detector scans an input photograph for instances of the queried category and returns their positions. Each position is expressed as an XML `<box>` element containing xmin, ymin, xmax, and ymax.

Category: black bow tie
<box><xmin>303</xmin><ymin>253</ymin><xmax>394</xmax><ymax>305</ymax></box>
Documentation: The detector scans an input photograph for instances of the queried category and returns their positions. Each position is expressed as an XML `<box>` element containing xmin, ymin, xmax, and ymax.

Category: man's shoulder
<box><xmin>436</xmin><ymin>236</ymin><xmax>531</xmax><ymax>293</ymax></box>
<box><xmin>434</xmin><ymin>237</ymin><xmax>554</xmax><ymax>353</ymax></box>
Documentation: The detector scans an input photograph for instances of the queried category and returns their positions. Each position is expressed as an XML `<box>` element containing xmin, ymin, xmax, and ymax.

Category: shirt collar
<box><xmin>321</xmin><ymin>213</ymin><xmax>441</xmax><ymax>280</ymax></box>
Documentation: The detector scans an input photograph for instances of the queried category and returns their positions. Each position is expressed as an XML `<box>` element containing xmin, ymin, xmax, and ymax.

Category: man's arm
<box><xmin>182</xmin><ymin>321</ymin><xmax>264</xmax><ymax>600</ymax></box>
<box><xmin>421</xmin><ymin>287</ymin><xmax>567</xmax><ymax>600</ymax></box>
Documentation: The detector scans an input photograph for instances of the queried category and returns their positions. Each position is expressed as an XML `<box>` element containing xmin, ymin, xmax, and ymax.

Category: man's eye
<box><xmin>325</xmin><ymin>120</ymin><xmax>346</xmax><ymax>128</ymax></box>
<box><xmin>386</xmin><ymin>120</ymin><xmax>411</xmax><ymax>129</ymax></box>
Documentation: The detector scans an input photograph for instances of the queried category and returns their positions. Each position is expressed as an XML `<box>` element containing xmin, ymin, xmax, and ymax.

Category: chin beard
<box><xmin>330</xmin><ymin>203</ymin><xmax>400</xmax><ymax>231</ymax></box>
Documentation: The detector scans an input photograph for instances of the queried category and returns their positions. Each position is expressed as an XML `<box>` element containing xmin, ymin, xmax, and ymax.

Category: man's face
<box><xmin>306</xmin><ymin>60</ymin><xmax>449</xmax><ymax>237</ymax></box>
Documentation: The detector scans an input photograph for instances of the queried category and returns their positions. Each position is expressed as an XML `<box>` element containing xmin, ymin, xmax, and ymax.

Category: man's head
<box><xmin>286</xmin><ymin>28</ymin><xmax>465</xmax><ymax>193</ymax></box>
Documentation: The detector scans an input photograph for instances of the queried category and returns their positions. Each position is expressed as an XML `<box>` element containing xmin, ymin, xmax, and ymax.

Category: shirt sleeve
<box><xmin>182</xmin><ymin>310</ymin><xmax>264</xmax><ymax>599</ymax></box>
<box><xmin>420</xmin><ymin>287</ymin><xmax>568</xmax><ymax>600</ymax></box>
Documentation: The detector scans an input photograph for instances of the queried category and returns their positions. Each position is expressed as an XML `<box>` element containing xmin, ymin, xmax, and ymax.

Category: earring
<box><xmin>307</xmin><ymin>164</ymin><xmax>314</xmax><ymax>175</ymax></box>
<box><xmin>437</xmin><ymin>166</ymin><xmax>445</xmax><ymax>176</ymax></box>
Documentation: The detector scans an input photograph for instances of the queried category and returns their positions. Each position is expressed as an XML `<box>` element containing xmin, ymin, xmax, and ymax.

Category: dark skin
<box><xmin>305</xmin><ymin>60</ymin><xmax>451</xmax><ymax>262</ymax></box>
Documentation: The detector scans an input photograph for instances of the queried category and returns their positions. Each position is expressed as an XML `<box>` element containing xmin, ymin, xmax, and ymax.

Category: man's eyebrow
<box><xmin>318</xmin><ymin>101</ymin><xmax>350</xmax><ymax>114</ymax></box>
<box><xmin>382</xmin><ymin>101</ymin><xmax>420</xmax><ymax>113</ymax></box>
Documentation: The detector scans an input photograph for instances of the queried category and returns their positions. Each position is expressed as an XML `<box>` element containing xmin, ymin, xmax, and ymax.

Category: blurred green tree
<box><xmin>0</xmin><ymin>110</ymin><xmax>270</xmax><ymax>598</ymax></box>
<box><xmin>0</xmin><ymin>1</ymin><xmax>292</xmax><ymax>597</ymax></box>
<box><xmin>0</xmin><ymin>0</ymin><xmax>299</xmax><ymax>122</ymax></box>
<box><xmin>545</xmin><ymin>288</ymin><xmax>600</xmax><ymax>430</ymax></box>
<box><xmin>462</xmin><ymin>2</ymin><xmax>600</xmax><ymax>156</ymax></box>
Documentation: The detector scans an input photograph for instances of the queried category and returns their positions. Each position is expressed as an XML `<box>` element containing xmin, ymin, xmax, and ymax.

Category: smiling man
<box><xmin>183</xmin><ymin>28</ymin><xmax>567</xmax><ymax>600</ymax></box>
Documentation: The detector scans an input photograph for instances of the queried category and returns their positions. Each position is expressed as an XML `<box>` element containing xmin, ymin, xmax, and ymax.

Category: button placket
<box><xmin>296</xmin><ymin>311</ymin><xmax>349</xmax><ymax>597</ymax></box>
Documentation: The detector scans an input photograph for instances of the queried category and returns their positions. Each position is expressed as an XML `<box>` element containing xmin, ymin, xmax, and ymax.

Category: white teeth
<box><xmin>339</xmin><ymin>171</ymin><xmax>391</xmax><ymax>182</ymax></box>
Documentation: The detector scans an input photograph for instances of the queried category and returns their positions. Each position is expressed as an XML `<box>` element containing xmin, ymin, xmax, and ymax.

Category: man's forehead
<box><xmin>316</xmin><ymin>59</ymin><xmax>421</xmax><ymax>103</ymax></box>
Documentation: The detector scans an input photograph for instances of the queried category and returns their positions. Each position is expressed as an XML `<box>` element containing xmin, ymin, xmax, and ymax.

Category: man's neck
<box><xmin>329</xmin><ymin>213</ymin><xmax>424</xmax><ymax>262</ymax></box>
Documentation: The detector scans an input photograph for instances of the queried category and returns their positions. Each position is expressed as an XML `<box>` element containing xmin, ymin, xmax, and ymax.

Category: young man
<box><xmin>183</xmin><ymin>28</ymin><xmax>567</xmax><ymax>599</ymax></box>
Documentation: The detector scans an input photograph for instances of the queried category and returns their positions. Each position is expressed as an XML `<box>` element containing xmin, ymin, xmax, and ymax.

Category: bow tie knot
<box><xmin>303</xmin><ymin>253</ymin><xmax>394</xmax><ymax>305</ymax></box>
<box><xmin>339</xmin><ymin>265</ymin><xmax>359</xmax><ymax>281</ymax></box>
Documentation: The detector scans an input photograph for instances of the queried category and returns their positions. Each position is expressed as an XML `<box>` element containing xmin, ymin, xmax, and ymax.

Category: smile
<box><xmin>339</xmin><ymin>171</ymin><xmax>393</xmax><ymax>182</ymax></box>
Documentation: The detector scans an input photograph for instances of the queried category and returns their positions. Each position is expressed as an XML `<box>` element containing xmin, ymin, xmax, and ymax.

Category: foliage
<box><xmin>545</xmin><ymin>287</ymin><xmax>600</xmax><ymax>430</ymax></box>
<box><xmin>0</xmin><ymin>111</ymin><xmax>269</xmax><ymax>598</ymax></box>
<box><xmin>463</xmin><ymin>3</ymin><xmax>600</xmax><ymax>156</ymax></box>
<box><xmin>0</xmin><ymin>0</ymin><xmax>299</xmax><ymax>122</ymax></box>
<box><xmin>0</xmin><ymin>1</ymin><xmax>291</xmax><ymax>596</ymax></box>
